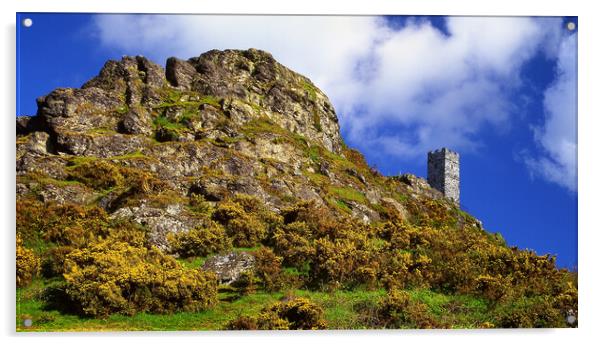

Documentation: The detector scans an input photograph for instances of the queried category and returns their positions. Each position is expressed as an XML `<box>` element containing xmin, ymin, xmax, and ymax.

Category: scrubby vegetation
<box><xmin>16</xmin><ymin>192</ymin><xmax>577</xmax><ymax>330</ymax></box>
<box><xmin>17</xmin><ymin>234</ymin><xmax>39</xmax><ymax>288</ymax></box>
<box><xmin>226</xmin><ymin>297</ymin><xmax>327</xmax><ymax>330</ymax></box>
<box><xmin>168</xmin><ymin>222</ymin><xmax>232</xmax><ymax>258</ymax></box>
<box><xmin>16</xmin><ymin>49</ymin><xmax>577</xmax><ymax>330</ymax></box>
<box><xmin>62</xmin><ymin>240</ymin><xmax>217</xmax><ymax>317</ymax></box>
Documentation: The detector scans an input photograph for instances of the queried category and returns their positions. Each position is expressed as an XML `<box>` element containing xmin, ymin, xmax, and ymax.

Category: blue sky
<box><xmin>16</xmin><ymin>13</ymin><xmax>578</xmax><ymax>268</ymax></box>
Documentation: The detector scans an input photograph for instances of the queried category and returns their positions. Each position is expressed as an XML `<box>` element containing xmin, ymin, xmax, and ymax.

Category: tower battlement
<box><xmin>427</xmin><ymin>148</ymin><xmax>460</xmax><ymax>204</ymax></box>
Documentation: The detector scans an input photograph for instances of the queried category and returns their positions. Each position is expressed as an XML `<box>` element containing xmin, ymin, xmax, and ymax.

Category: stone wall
<box><xmin>427</xmin><ymin>148</ymin><xmax>460</xmax><ymax>204</ymax></box>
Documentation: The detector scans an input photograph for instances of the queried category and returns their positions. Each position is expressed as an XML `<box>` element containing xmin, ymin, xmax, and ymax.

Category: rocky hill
<box><xmin>16</xmin><ymin>49</ymin><xmax>577</xmax><ymax>330</ymax></box>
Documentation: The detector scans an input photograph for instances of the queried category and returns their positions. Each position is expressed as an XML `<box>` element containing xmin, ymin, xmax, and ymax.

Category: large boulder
<box><xmin>202</xmin><ymin>252</ymin><xmax>255</xmax><ymax>285</ymax></box>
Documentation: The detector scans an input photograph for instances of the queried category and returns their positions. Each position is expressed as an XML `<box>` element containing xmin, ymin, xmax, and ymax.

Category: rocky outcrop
<box><xmin>111</xmin><ymin>203</ymin><xmax>198</xmax><ymax>251</ymax></box>
<box><xmin>202</xmin><ymin>252</ymin><xmax>255</xmax><ymax>285</ymax></box>
<box><xmin>16</xmin><ymin>48</ymin><xmax>457</xmax><ymax>251</ymax></box>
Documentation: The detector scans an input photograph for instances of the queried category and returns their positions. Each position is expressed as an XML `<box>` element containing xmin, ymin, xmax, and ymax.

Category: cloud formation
<box><xmin>524</xmin><ymin>32</ymin><xmax>577</xmax><ymax>192</ymax></box>
<box><xmin>91</xmin><ymin>15</ymin><xmax>575</xmax><ymax>190</ymax></box>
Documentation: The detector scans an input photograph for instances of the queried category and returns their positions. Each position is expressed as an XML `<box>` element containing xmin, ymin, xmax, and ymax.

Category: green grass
<box><xmin>176</xmin><ymin>256</ymin><xmax>207</xmax><ymax>269</ymax></box>
<box><xmin>17</xmin><ymin>282</ymin><xmax>283</xmax><ymax>331</ymax></box>
<box><xmin>241</xmin><ymin>118</ymin><xmax>310</xmax><ymax>149</ymax></box>
<box><xmin>114</xmin><ymin>105</ymin><xmax>129</xmax><ymax>115</ymax></box>
<box><xmin>308</xmin><ymin>146</ymin><xmax>320</xmax><ymax>163</ymax></box>
<box><xmin>66</xmin><ymin>156</ymin><xmax>99</xmax><ymax>168</ymax></box>
<box><xmin>301</xmin><ymin>80</ymin><xmax>318</xmax><ymax>102</ymax></box>
<box><xmin>293</xmin><ymin>289</ymin><xmax>386</xmax><ymax>329</ymax></box>
<box><xmin>325</xmin><ymin>197</ymin><xmax>352</xmax><ymax>214</ymax></box>
<box><xmin>153</xmin><ymin>115</ymin><xmax>185</xmax><ymax>130</ymax></box>
<box><xmin>304</xmin><ymin>171</ymin><xmax>329</xmax><ymax>186</ymax></box>
<box><xmin>17</xmin><ymin>276</ymin><xmax>494</xmax><ymax>331</ymax></box>
<box><xmin>407</xmin><ymin>289</ymin><xmax>490</xmax><ymax>328</ymax></box>
<box><xmin>155</xmin><ymin>89</ymin><xmax>222</xmax><ymax>109</ymax></box>
<box><xmin>87</xmin><ymin>128</ymin><xmax>118</xmax><ymax>135</ymax></box>
<box><xmin>328</xmin><ymin>186</ymin><xmax>367</xmax><ymax>204</ymax></box>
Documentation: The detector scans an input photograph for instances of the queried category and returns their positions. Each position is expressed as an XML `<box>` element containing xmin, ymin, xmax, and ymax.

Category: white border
<box><xmin>2</xmin><ymin>0</ymin><xmax>600</xmax><ymax>344</ymax></box>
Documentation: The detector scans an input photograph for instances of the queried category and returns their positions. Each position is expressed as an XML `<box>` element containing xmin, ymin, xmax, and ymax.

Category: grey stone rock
<box><xmin>16</xmin><ymin>116</ymin><xmax>31</xmax><ymax>134</ymax></box>
<box><xmin>119</xmin><ymin>108</ymin><xmax>153</xmax><ymax>136</ymax></box>
<box><xmin>111</xmin><ymin>202</ymin><xmax>199</xmax><ymax>251</ymax></box>
<box><xmin>36</xmin><ymin>183</ymin><xmax>97</xmax><ymax>205</ymax></box>
<box><xmin>24</xmin><ymin>132</ymin><xmax>50</xmax><ymax>155</ymax></box>
<box><xmin>347</xmin><ymin>200</ymin><xmax>380</xmax><ymax>224</ymax></box>
<box><xmin>166</xmin><ymin>57</ymin><xmax>197</xmax><ymax>89</ymax></box>
<box><xmin>54</xmin><ymin>131</ymin><xmax>151</xmax><ymax>157</ymax></box>
<box><xmin>365</xmin><ymin>189</ymin><xmax>381</xmax><ymax>205</ymax></box>
<box><xmin>381</xmin><ymin>197</ymin><xmax>409</xmax><ymax>220</ymax></box>
<box><xmin>319</xmin><ymin>162</ymin><xmax>334</xmax><ymax>179</ymax></box>
<box><xmin>346</xmin><ymin>168</ymin><xmax>367</xmax><ymax>185</ymax></box>
<box><xmin>202</xmin><ymin>251</ymin><xmax>255</xmax><ymax>285</ymax></box>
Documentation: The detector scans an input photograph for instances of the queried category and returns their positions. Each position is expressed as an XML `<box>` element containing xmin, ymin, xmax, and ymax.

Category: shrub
<box><xmin>189</xmin><ymin>193</ymin><xmax>214</xmax><ymax>215</ymax></box>
<box><xmin>554</xmin><ymin>279</ymin><xmax>578</xmax><ymax>317</ymax></box>
<box><xmin>310</xmin><ymin>237</ymin><xmax>358</xmax><ymax>289</ymax></box>
<box><xmin>120</xmin><ymin>167</ymin><xmax>167</xmax><ymax>195</ymax></box>
<box><xmin>381</xmin><ymin>251</ymin><xmax>432</xmax><ymax>291</ymax></box>
<box><xmin>271</xmin><ymin>221</ymin><xmax>314</xmax><ymax>270</ymax></box>
<box><xmin>16</xmin><ymin>234</ymin><xmax>39</xmax><ymax>287</ymax></box>
<box><xmin>19</xmin><ymin>201</ymin><xmax>147</xmax><ymax>250</ymax></box>
<box><xmin>252</xmin><ymin>247</ymin><xmax>284</xmax><ymax>292</ymax></box>
<box><xmin>225</xmin><ymin>314</ymin><xmax>290</xmax><ymax>330</ymax></box>
<box><xmin>495</xmin><ymin>296</ymin><xmax>564</xmax><ymax>328</ymax></box>
<box><xmin>33</xmin><ymin>203</ymin><xmax>110</xmax><ymax>247</ymax></box>
<box><xmin>230</xmin><ymin>270</ymin><xmax>257</xmax><ymax>296</ymax></box>
<box><xmin>309</xmin><ymin>223</ymin><xmax>381</xmax><ymax>290</ymax></box>
<box><xmin>226</xmin><ymin>297</ymin><xmax>326</xmax><ymax>330</ymax></box>
<box><xmin>62</xmin><ymin>240</ymin><xmax>218</xmax><ymax>317</ymax></box>
<box><xmin>475</xmin><ymin>274</ymin><xmax>513</xmax><ymax>303</ymax></box>
<box><xmin>280</xmin><ymin>200</ymin><xmax>331</xmax><ymax>232</ymax></box>
<box><xmin>375</xmin><ymin>290</ymin><xmax>439</xmax><ymax>329</ymax></box>
<box><xmin>17</xmin><ymin>199</ymin><xmax>109</xmax><ymax>247</ymax></box>
<box><xmin>67</xmin><ymin>160</ymin><xmax>124</xmax><ymax>190</ymax></box>
<box><xmin>16</xmin><ymin>198</ymin><xmax>45</xmax><ymax>243</ymax></box>
<box><xmin>213</xmin><ymin>197</ymin><xmax>267</xmax><ymax>247</ymax></box>
<box><xmin>168</xmin><ymin>222</ymin><xmax>231</xmax><ymax>258</ymax></box>
<box><xmin>266</xmin><ymin>297</ymin><xmax>327</xmax><ymax>330</ymax></box>
<box><xmin>40</xmin><ymin>246</ymin><xmax>73</xmax><ymax>278</ymax></box>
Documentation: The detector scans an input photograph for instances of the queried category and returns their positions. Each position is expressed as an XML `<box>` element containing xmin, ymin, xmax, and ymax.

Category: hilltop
<box><xmin>16</xmin><ymin>49</ymin><xmax>577</xmax><ymax>330</ymax></box>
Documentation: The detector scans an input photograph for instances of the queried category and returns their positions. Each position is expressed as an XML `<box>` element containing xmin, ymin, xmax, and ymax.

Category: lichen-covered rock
<box><xmin>202</xmin><ymin>251</ymin><xmax>255</xmax><ymax>285</ymax></box>
<box><xmin>37</xmin><ymin>87</ymin><xmax>123</xmax><ymax>133</ymax></box>
<box><xmin>35</xmin><ymin>183</ymin><xmax>97</xmax><ymax>205</ymax></box>
<box><xmin>381</xmin><ymin>197</ymin><xmax>409</xmax><ymax>220</ymax></box>
<box><xmin>119</xmin><ymin>108</ymin><xmax>153</xmax><ymax>136</ymax></box>
<box><xmin>15</xmin><ymin>48</ymin><xmax>460</xmax><ymax>251</ymax></box>
<box><xmin>18</xmin><ymin>132</ymin><xmax>50</xmax><ymax>155</ymax></box>
<box><xmin>395</xmin><ymin>173</ymin><xmax>444</xmax><ymax>201</ymax></box>
<box><xmin>166</xmin><ymin>57</ymin><xmax>197</xmax><ymax>89</ymax></box>
<box><xmin>111</xmin><ymin>202</ymin><xmax>199</xmax><ymax>251</ymax></box>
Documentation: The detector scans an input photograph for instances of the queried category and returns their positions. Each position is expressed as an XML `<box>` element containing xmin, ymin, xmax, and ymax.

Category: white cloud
<box><xmin>91</xmin><ymin>15</ymin><xmax>574</xmax><ymax>190</ymax></box>
<box><xmin>524</xmin><ymin>32</ymin><xmax>577</xmax><ymax>192</ymax></box>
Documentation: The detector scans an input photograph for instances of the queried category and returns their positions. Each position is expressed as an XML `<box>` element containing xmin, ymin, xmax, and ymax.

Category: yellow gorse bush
<box><xmin>16</xmin><ymin>233</ymin><xmax>39</xmax><ymax>288</ymax></box>
<box><xmin>63</xmin><ymin>240</ymin><xmax>217</xmax><ymax>317</ymax></box>
<box><xmin>168</xmin><ymin>221</ymin><xmax>231</xmax><ymax>257</ymax></box>
<box><xmin>226</xmin><ymin>297</ymin><xmax>327</xmax><ymax>330</ymax></box>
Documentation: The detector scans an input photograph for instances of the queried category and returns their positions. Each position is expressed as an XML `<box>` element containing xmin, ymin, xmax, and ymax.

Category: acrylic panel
<box><xmin>16</xmin><ymin>13</ymin><xmax>578</xmax><ymax>331</ymax></box>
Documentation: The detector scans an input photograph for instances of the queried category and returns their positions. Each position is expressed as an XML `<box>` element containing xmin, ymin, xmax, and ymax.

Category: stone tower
<box><xmin>427</xmin><ymin>148</ymin><xmax>460</xmax><ymax>204</ymax></box>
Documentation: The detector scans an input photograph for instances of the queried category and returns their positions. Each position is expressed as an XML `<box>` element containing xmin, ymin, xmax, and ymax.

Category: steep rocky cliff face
<box><xmin>17</xmin><ymin>49</ymin><xmax>449</xmax><ymax>249</ymax></box>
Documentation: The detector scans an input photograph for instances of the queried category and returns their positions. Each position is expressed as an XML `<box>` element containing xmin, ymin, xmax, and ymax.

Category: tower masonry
<box><xmin>427</xmin><ymin>148</ymin><xmax>460</xmax><ymax>204</ymax></box>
